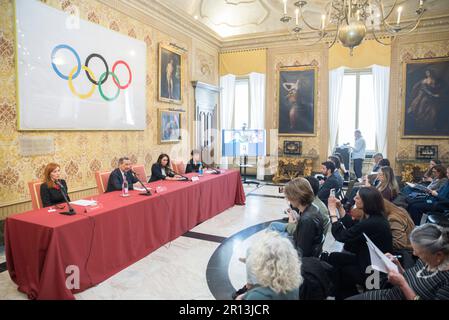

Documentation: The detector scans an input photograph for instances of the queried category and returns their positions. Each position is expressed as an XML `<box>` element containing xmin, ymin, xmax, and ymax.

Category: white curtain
<box><xmin>328</xmin><ymin>67</ymin><xmax>345</xmax><ymax>155</ymax></box>
<box><xmin>220</xmin><ymin>74</ymin><xmax>236</xmax><ymax>130</ymax></box>
<box><xmin>219</xmin><ymin>74</ymin><xmax>236</xmax><ymax>167</ymax></box>
<box><xmin>249</xmin><ymin>72</ymin><xmax>265</xmax><ymax>129</ymax></box>
<box><xmin>372</xmin><ymin>65</ymin><xmax>390</xmax><ymax>156</ymax></box>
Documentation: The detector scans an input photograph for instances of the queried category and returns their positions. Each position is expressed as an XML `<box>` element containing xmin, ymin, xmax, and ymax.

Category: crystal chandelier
<box><xmin>280</xmin><ymin>0</ymin><xmax>427</xmax><ymax>54</ymax></box>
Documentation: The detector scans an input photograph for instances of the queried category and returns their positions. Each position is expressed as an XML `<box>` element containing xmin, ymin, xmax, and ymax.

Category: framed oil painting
<box><xmin>403</xmin><ymin>57</ymin><xmax>449</xmax><ymax>138</ymax></box>
<box><xmin>159</xmin><ymin>43</ymin><xmax>183</xmax><ymax>104</ymax></box>
<box><xmin>278</xmin><ymin>66</ymin><xmax>317</xmax><ymax>136</ymax></box>
<box><xmin>158</xmin><ymin>109</ymin><xmax>181</xmax><ymax>143</ymax></box>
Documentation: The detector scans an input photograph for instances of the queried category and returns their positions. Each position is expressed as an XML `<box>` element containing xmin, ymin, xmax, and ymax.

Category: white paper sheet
<box><xmin>364</xmin><ymin>233</ymin><xmax>398</xmax><ymax>274</ymax></box>
<box><xmin>70</xmin><ymin>200</ymin><xmax>98</xmax><ymax>207</ymax></box>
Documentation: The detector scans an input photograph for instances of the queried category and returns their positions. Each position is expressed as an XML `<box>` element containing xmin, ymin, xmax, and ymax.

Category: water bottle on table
<box><xmin>198</xmin><ymin>162</ymin><xmax>203</xmax><ymax>176</ymax></box>
<box><xmin>122</xmin><ymin>179</ymin><xmax>129</xmax><ymax>197</ymax></box>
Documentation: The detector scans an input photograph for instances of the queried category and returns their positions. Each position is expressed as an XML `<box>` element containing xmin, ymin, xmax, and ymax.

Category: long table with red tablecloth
<box><xmin>5</xmin><ymin>169</ymin><xmax>245</xmax><ymax>300</ymax></box>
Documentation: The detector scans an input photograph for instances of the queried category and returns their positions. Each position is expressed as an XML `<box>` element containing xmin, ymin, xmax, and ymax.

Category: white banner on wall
<box><xmin>15</xmin><ymin>0</ymin><xmax>147</xmax><ymax>130</ymax></box>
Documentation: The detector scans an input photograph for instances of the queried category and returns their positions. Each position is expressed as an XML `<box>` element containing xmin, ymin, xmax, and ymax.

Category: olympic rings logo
<box><xmin>51</xmin><ymin>44</ymin><xmax>132</xmax><ymax>101</ymax></box>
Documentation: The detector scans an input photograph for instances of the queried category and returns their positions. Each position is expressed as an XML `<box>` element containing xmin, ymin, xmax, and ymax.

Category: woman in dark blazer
<box><xmin>40</xmin><ymin>162</ymin><xmax>70</xmax><ymax>208</ymax></box>
<box><xmin>148</xmin><ymin>154</ymin><xmax>183</xmax><ymax>182</ymax></box>
<box><xmin>185</xmin><ymin>149</ymin><xmax>201</xmax><ymax>174</ymax></box>
<box><xmin>327</xmin><ymin>187</ymin><xmax>393</xmax><ymax>300</ymax></box>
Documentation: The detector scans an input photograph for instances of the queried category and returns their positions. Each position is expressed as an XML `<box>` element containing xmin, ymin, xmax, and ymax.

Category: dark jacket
<box><xmin>148</xmin><ymin>163</ymin><xmax>175</xmax><ymax>182</ymax></box>
<box><xmin>293</xmin><ymin>204</ymin><xmax>324</xmax><ymax>258</ymax></box>
<box><xmin>40</xmin><ymin>180</ymin><xmax>70</xmax><ymax>208</ymax></box>
<box><xmin>185</xmin><ymin>159</ymin><xmax>200</xmax><ymax>174</ymax></box>
<box><xmin>317</xmin><ymin>174</ymin><xmax>342</xmax><ymax>206</ymax></box>
<box><xmin>106</xmin><ymin>168</ymin><xmax>138</xmax><ymax>193</ymax></box>
<box><xmin>331</xmin><ymin>214</ymin><xmax>393</xmax><ymax>272</ymax></box>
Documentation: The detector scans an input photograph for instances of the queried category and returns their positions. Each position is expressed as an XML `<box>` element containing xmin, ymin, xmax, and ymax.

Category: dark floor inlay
<box><xmin>206</xmin><ymin>219</ymin><xmax>283</xmax><ymax>300</ymax></box>
<box><xmin>246</xmin><ymin>193</ymin><xmax>285</xmax><ymax>199</ymax></box>
<box><xmin>182</xmin><ymin>231</ymin><xmax>226</xmax><ymax>243</ymax></box>
<box><xmin>0</xmin><ymin>262</ymin><xmax>7</xmax><ymax>274</ymax></box>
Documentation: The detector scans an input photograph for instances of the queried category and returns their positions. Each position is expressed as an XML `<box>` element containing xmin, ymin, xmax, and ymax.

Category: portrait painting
<box><xmin>403</xmin><ymin>57</ymin><xmax>449</xmax><ymax>138</ymax></box>
<box><xmin>159</xmin><ymin>44</ymin><xmax>183</xmax><ymax>104</ymax></box>
<box><xmin>278</xmin><ymin>66</ymin><xmax>316</xmax><ymax>136</ymax></box>
<box><xmin>158</xmin><ymin>110</ymin><xmax>181</xmax><ymax>143</ymax></box>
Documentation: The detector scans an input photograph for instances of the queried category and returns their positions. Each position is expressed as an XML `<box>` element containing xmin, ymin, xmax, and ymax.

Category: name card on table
<box><xmin>191</xmin><ymin>176</ymin><xmax>200</xmax><ymax>182</ymax></box>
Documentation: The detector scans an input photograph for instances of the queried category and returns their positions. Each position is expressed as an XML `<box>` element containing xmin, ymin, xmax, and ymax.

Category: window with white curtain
<box><xmin>337</xmin><ymin>69</ymin><xmax>376</xmax><ymax>151</ymax></box>
<box><xmin>233</xmin><ymin>77</ymin><xmax>250</xmax><ymax>129</ymax></box>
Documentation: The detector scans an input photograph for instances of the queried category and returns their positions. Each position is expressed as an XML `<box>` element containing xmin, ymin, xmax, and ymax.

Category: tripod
<box><xmin>239</xmin><ymin>155</ymin><xmax>260</xmax><ymax>186</ymax></box>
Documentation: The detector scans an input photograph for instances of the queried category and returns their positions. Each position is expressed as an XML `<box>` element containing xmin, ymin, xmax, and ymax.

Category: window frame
<box><xmin>233</xmin><ymin>76</ymin><xmax>250</xmax><ymax>130</ymax></box>
<box><xmin>338</xmin><ymin>68</ymin><xmax>377</xmax><ymax>153</ymax></box>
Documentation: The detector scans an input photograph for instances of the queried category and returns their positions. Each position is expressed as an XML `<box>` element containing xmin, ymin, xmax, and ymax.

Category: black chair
<box><xmin>425</xmin><ymin>199</ymin><xmax>449</xmax><ymax>227</ymax></box>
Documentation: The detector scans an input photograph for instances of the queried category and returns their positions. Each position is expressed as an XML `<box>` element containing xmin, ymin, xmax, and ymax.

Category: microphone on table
<box><xmin>55</xmin><ymin>180</ymin><xmax>76</xmax><ymax>215</ymax></box>
<box><xmin>130</xmin><ymin>170</ymin><xmax>152</xmax><ymax>196</ymax></box>
<box><xmin>203</xmin><ymin>163</ymin><xmax>221</xmax><ymax>174</ymax></box>
<box><xmin>167</xmin><ymin>167</ymin><xmax>190</xmax><ymax>181</ymax></box>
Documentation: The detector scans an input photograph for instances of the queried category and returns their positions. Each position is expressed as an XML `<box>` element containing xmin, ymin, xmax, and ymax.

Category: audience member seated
<box><xmin>407</xmin><ymin>167</ymin><xmax>449</xmax><ymax>225</ymax></box>
<box><xmin>236</xmin><ymin>231</ymin><xmax>302</xmax><ymax>300</ymax></box>
<box><xmin>348</xmin><ymin>224</ymin><xmax>449</xmax><ymax>300</ymax></box>
<box><xmin>185</xmin><ymin>149</ymin><xmax>201</xmax><ymax>174</ymax></box>
<box><xmin>106</xmin><ymin>157</ymin><xmax>139</xmax><ymax>193</ymax></box>
<box><xmin>333</xmin><ymin>152</ymin><xmax>349</xmax><ymax>181</ymax></box>
<box><xmin>317</xmin><ymin>161</ymin><xmax>342</xmax><ymax>206</ymax></box>
<box><xmin>370</xmin><ymin>166</ymin><xmax>400</xmax><ymax>201</ymax></box>
<box><xmin>422</xmin><ymin>159</ymin><xmax>442</xmax><ymax>185</ymax></box>
<box><xmin>148</xmin><ymin>154</ymin><xmax>184</xmax><ymax>182</ymax></box>
<box><xmin>383</xmin><ymin>200</ymin><xmax>416</xmax><ymax>252</ymax></box>
<box><xmin>328</xmin><ymin>156</ymin><xmax>344</xmax><ymax>186</ymax></box>
<box><xmin>285</xmin><ymin>178</ymin><xmax>324</xmax><ymax>257</ymax></box>
<box><xmin>40</xmin><ymin>162</ymin><xmax>70</xmax><ymax>208</ymax></box>
<box><xmin>371</xmin><ymin>153</ymin><xmax>384</xmax><ymax>173</ymax></box>
<box><xmin>326</xmin><ymin>187</ymin><xmax>393</xmax><ymax>300</ymax></box>
<box><xmin>268</xmin><ymin>176</ymin><xmax>330</xmax><ymax>237</ymax></box>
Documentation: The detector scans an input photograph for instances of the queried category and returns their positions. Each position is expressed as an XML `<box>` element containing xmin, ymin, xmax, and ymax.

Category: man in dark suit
<box><xmin>106</xmin><ymin>157</ymin><xmax>139</xmax><ymax>192</ymax></box>
<box><xmin>317</xmin><ymin>161</ymin><xmax>342</xmax><ymax>206</ymax></box>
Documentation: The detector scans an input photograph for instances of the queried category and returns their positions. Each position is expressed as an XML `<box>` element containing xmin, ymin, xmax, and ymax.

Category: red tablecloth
<box><xmin>5</xmin><ymin>169</ymin><xmax>245</xmax><ymax>300</ymax></box>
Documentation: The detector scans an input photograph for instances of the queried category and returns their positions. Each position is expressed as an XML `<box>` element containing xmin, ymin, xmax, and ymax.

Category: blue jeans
<box><xmin>268</xmin><ymin>222</ymin><xmax>288</xmax><ymax>237</ymax></box>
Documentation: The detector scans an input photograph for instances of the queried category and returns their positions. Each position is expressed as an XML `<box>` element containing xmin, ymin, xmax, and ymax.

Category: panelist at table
<box><xmin>106</xmin><ymin>157</ymin><xmax>139</xmax><ymax>192</ymax></box>
<box><xmin>40</xmin><ymin>162</ymin><xmax>70</xmax><ymax>207</ymax></box>
<box><xmin>185</xmin><ymin>149</ymin><xmax>201</xmax><ymax>174</ymax></box>
<box><xmin>149</xmin><ymin>153</ymin><xmax>184</xmax><ymax>182</ymax></box>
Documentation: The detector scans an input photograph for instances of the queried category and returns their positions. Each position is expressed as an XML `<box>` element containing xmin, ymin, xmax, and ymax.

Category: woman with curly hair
<box><xmin>238</xmin><ymin>231</ymin><xmax>303</xmax><ymax>300</ymax></box>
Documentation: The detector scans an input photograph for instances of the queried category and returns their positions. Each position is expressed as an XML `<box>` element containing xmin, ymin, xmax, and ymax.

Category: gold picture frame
<box><xmin>158</xmin><ymin>43</ymin><xmax>183</xmax><ymax>104</ymax></box>
<box><xmin>401</xmin><ymin>57</ymin><xmax>449</xmax><ymax>138</ymax></box>
<box><xmin>158</xmin><ymin>109</ymin><xmax>181</xmax><ymax>144</ymax></box>
<box><xmin>277</xmin><ymin>66</ymin><xmax>317</xmax><ymax>136</ymax></box>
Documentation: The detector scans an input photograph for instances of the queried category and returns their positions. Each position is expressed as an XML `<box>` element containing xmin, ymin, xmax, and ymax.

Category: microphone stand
<box><xmin>204</xmin><ymin>163</ymin><xmax>221</xmax><ymax>174</ymax></box>
<box><xmin>56</xmin><ymin>180</ymin><xmax>76</xmax><ymax>215</ymax></box>
<box><xmin>131</xmin><ymin>171</ymin><xmax>152</xmax><ymax>196</ymax></box>
<box><xmin>168</xmin><ymin>168</ymin><xmax>190</xmax><ymax>181</ymax></box>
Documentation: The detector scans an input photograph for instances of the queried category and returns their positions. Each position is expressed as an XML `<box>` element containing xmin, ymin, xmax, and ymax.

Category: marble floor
<box><xmin>0</xmin><ymin>184</ymin><xmax>342</xmax><ymax>300</ymax></box>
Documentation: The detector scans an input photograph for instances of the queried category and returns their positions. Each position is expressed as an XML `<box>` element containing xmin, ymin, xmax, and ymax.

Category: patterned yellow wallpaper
<box><xmin>0</xmin><ymin>0</ymin><xmax>217</xmax><ymax>218</ymax></box>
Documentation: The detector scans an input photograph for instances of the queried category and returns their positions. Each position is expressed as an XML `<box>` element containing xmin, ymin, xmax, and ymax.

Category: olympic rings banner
<box><xmin>15</xmin><ymin>0</ymin><xmax>147</xmax><ymax>130</ymax></box>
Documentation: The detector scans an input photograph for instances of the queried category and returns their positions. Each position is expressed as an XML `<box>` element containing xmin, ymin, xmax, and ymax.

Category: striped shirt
<box><xmin>362</xmin><ymin>259</ymin><xmax>449</xmax><ymax>300</ymax></box>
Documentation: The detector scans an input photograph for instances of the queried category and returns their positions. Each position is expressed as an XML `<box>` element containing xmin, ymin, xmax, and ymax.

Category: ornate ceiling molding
<box><xmin>96</xmin><ymin>0</ymin><xmax>449</xmax><ymax>52</ymax></box>
<box><xmin>200</xmin><ymin>0</ymin><xmax>269</xmax><ymax>27</ymax></box>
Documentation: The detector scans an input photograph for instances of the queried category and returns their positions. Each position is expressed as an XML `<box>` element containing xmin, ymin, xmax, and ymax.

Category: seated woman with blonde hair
<box><xmin>40</xmin><ymin>162</ymin><xmax>70</xmax><ymax>208</ymax></box>
<box><xmin>237</xmin><ymin>231</ymin><xmax>303</xmax><ymax>300</ymax></box>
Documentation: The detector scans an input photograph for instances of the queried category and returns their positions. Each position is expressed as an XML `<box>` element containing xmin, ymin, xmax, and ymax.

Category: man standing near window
<box><xmin>351</xmin><ymin>129</ymin><xmax>366</xmax><ymax>180</ymax></box>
